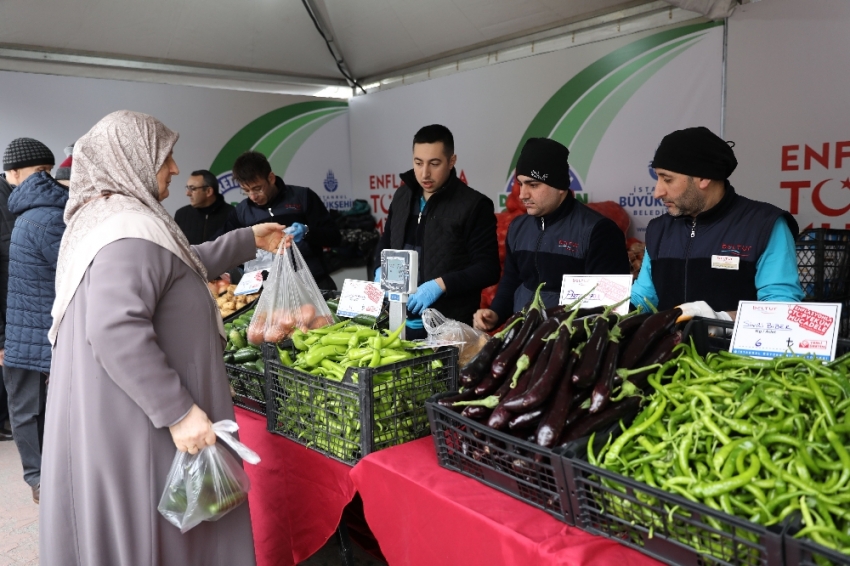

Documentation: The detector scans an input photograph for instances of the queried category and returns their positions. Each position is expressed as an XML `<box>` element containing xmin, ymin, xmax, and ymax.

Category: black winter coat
<box><xmin>0</xmin><ymin>174</ymin><xmax>18</xmax><ymax>350</ymax></box>
<box><xmin>174</xmin><ymin>194</ymin><xmax>233</xmax><ymax>245</ymax></box>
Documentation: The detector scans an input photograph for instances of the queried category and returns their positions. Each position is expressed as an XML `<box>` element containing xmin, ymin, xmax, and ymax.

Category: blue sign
<box><xmin>324</xmin><ymin>169</ymin><xmax>339</xmax><ymax>193</ymax></box>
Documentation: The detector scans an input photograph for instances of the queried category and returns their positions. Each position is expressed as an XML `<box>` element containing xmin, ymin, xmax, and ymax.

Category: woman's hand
<box><xmin>251</xmin><ymin>223</ymin><xmax>293</xmax><ymax>252</ymax></box>
<box><xmin>169</xmin><ymin>404</ymin><xmax>216</xmax><ymax>455</ymax></box>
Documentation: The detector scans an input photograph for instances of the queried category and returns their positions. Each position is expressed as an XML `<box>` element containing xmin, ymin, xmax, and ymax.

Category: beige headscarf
<box><xmin>50</xmin><ymin>110</ymin><xmax>213</xmax><ymax>345</ymax></box>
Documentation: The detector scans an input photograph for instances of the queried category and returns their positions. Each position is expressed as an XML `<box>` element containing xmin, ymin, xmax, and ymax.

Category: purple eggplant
<box><xmin>503</xmin><ymin>328</ymin><xmax>572</xmax><ymax>413</ymax></box>
<box><xmin>559</xmin><ymin>396</ymin><xmax>642</xmax><ymax>445</ymax></box>
<box><xmin>618</xmin><ymin>308</ymin><xmax>682</xmax><ymax>370</ymax></box>
<box><xmin>460</xmin><ymin>317</ymin><xmax>523</xmax><ymax>387</ymax></box>
<box><xmin>508</xmin><ymin>408</ymin><xmax>546</xmax><ymax>431</ymax></box>
<box><xmin>589</xmin><ymin>340</ymin><xmax>620</xmax><ymax>414</ymax></box>
<box><xmin>571</xmin><ymin>315</ymin><xmax>612</xmax><ymax>387</ymax></box>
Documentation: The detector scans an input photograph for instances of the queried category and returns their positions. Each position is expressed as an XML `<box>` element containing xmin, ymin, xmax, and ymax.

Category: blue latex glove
<box><xmin>405</xmin><ymin>317</ymin><xmax>424</xmax><ymax>330</ymax></box>
<box><xmin>406</xmin><ymin>280</ymin><xmax>444</xmax><ymax>315</ymax></box>
<box><xmin>374</xmin><ymin>267</ymin><xmax>381</xmax><ymax>283</ymax></box>
<box><xmin>283</xmin><ymin>222</ymin><xmax>307</xmax><ymax>243</ymax></box>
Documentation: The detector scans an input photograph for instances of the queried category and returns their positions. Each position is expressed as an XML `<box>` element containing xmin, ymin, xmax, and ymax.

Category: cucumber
<box><xmin>326</xmin><ymin>299</ymin><xmax>339</xmax><ymax>313</ymax></box>
<box><xmin>229</xmin><ymin>329</ymin><xmax>247</xmax><ymax>349</ymax></box>
<box><xmin>255</xmin><ymin>359</ymin><xmax>265</xmax><ymax>372</ymax></box>
<box><xmin>223</xmin><ymin>352</ymin><xmax>235</xmax><ymax>364</ymax></box>
<box><xmin>352</xmin><ymin>314</ymin><xmax>378</xmax><ymax>327</ymax></box>
<box><xmin>233</xmin><ymin>347</ymin><xmax>259</xmax><ymax>363</ymax></box>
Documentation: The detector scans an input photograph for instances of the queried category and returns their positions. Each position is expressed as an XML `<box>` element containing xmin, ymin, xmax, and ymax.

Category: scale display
<box><xmin>380</xmin><ymin>250</ymin><xmax>418</xmax><ymax>294</ymax></box>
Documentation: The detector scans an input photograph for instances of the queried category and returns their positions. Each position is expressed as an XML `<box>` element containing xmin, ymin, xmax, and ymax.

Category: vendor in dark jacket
<box><xmin>174</xmin><ymin>169</ymin><xmax>233</xmax><ymax>245</ymax></box>
<box><xmin>219</xmin><ymin>151</ymin><xmax>341</xmax><ymax>289</ymax></box>
<box><xmin>374</xmin><ymin>125</ymin><xmax>500</xmax><ymax>338</ymax></box>
<box><xmin>2</xmin><ymin>137</ymin><xmax>65</xmax><ymax>503</ymax></box>
<box><xmin>474</xmin><ymin>138</ymin><xmax>630</xmax><ymax>331</ymax></box>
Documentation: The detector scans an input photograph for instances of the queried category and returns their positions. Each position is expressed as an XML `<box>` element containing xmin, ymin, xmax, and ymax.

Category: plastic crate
<box><xmin>265</xmin><ymin>345</ymin><xmax>457</xmax><ymax>466</ymax></box>
<box><xmin>682</xmin><ymin>318</ymin><xmax>850</xmax><ymax>357</ymax></box>
<box><xmin>425</xmin><ymin>392</ymin><xmax>573</xmax><ymax>523</ymax></box>
<box><xmin>561</xmin><ymin>456</ymin><xmax>785</xmax><ymax>566</ymax></box>
<box><xmin>223</xmin><ymin>299</ymin><xmax>265</xmax><ymax>415</ymax></box>
<box><xmin>784</xmin><ymin>525</ymin><xmax>850</xmax><ymax>566</ymax></box>
<box><xmin>796</xmin><ymin>229</ymin><xmax>850</xmax><ymax>301</ymax></box>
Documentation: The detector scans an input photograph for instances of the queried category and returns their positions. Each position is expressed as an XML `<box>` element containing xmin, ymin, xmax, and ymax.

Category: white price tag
<box><xmin>729</xmin><ymin>301</ymin><xmax>842</xmax><ymax>360</ymax></box>
<box><xmin>233</xmin><ymin>270</ymin><xmax>263</xmax><ymax>296</ymax></box>
<box><xmin>559</xmin><ymin>275</ymin><xmax>633</xmax><ymax>315</ymax></box>
<box><xmin>337</xmin><ymin>279</ymin><xmax>384</xmax><ymax>319</ymax></box>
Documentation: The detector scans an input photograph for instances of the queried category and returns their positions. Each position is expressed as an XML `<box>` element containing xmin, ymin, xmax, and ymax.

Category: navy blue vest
<box><xmin>645</xmin><ymin>183</ymin><xmax>798</xmax><ymax>311</ymax></box>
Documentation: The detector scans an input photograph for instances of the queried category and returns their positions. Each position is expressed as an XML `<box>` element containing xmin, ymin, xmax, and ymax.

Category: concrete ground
<box><xmin>0</xmin><ymin>437</ymin><xmax>380</xmax><ymax>566</ymax></box>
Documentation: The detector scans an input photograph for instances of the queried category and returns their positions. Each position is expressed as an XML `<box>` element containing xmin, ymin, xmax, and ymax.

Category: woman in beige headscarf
<box><xmin>40</xmin><ymin>110</ymin><xmax>283</xmax><ymax>566</ymax></box>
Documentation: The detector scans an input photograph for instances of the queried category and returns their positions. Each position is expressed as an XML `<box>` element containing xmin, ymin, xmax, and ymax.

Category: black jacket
<box><xmin>220</xmin><ymin>177</ymin><xmax>341</xmax><ymax>279</ymax></box>
<box><xmin>0</xmin><ymin>175</ymin><xmax>17</xmax><ymax>349</ymax></box>
<box><xmin>374</xmin><ymin>169</ymin><xmax>500</xmax><ymax>325</ymax></box>
<box><xmin>489</xmin><ymin>192</ymin><xmax>631</xmax><ymax>323</ymax></box>
<box><xmin>174</xmin><ymin>194</ymin><xmax>233</xmax><ymax>245</ymax></box>
<box><xmin>646</xmin><ymin>183</ymin><xmax>799</xmax><ymax>311</ymax></box>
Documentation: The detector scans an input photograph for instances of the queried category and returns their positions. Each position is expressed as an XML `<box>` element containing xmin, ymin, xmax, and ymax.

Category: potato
<box><xmin>220</xmin><ymin>308</ymin><xmax>235</xmax><ymax>318</ymax></box>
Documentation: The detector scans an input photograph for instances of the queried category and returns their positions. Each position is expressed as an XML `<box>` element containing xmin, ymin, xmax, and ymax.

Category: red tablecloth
<box><xmin>235</xmin><ymin>408</ymin><xmax>357</xmax><ymax>566</ymax></box>
<box><xmin>350</xmin><ymin>438</ymin><xmax>663</xmax><ymax>566</ymax></box>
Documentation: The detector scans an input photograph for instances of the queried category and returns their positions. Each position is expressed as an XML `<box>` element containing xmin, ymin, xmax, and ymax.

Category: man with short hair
<box><xmin>220</xmin><ymin>151</ymin><xmax>341</xmax><ymax>289</ymax></box>
<box><xmin>630</xmin><ymin>127</ymin><xmax>803</xmax><ymax>320</ymax></box>
<box><xmin>174</xmin><ymin>169</ymin><xmax>233</xmax><ymax>245</ymax></box>
<box><xmin>1</xmin><ymin>137</ymin><xmax>60</xmax><ymax>503</ymax></box>
<box><xmin>474</xmin><ymin>137</ymin><xmax>630</xmax><ymax>331</ymax></box>
<box><xmin>374</xmin><ymin>124</ymin><xmax>500</xmax><ymax>337</ymax></box>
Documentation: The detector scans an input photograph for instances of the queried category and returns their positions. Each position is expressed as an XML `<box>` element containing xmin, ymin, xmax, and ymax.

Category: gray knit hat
<box><xmin>3</xmin><ymin>138</ymin><xmax>55</xmax><ymax>171</ymax></box>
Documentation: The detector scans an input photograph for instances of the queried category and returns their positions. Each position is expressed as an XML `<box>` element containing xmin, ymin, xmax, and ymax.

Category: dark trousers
<box><xmin>0</xmin><ymin>366</ymin><xmax>9</xmax><ymax>427</ymax></box>
<box><xmin>3</xmin><ymin>366</ymin><xmax>47</xmax><ymax>487</ymax></box>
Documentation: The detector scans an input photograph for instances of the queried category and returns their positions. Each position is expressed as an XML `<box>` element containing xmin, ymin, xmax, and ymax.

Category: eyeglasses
<box><xmin>185</xmin><ymin>185</ymin><xmax>209</xmax><ymax>192</ymax></box>
<box><xmin>241</xmin><ymin>184</ymin><xmax>267</xmax><ymax>196</ymax></box>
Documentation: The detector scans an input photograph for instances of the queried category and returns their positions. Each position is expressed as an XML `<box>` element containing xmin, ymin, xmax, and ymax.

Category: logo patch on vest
<box><xmin>711</xmin><ymin>255</ymin><xmax>740</xmax><ymax>270</ymax></box>
<box><xmin>558</xmin><ymin>240</ymin><xmax>579</xmax><ymax>253</ymax></box>
<box><xmin>284</xmin><ymin>203</ymin><xmax>302</xmax><ymax>211</ymax></box>
<box><xmin>720</xmin><ymin>243</ymin><xmax>753</xmax><ymax>257</ymax></box>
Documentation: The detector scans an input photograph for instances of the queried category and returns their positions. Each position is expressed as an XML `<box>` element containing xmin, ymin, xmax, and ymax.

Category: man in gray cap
<box><xmin>474</xmin><ymin>137</ymin><xmax>630</xmax><ymax>330</ymax></box>
<box><xmin>1</xmin><ymin>137</ymin><xmax>55</xmax><ymax>502</ymax></box>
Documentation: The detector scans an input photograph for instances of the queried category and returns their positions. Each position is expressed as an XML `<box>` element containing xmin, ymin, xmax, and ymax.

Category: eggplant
<box><xmin>626</xmin><ymin>332</ymin><xmax>680</xmax><ymax>390</ymax></box>
<box><xmin>589</xmin><ymin>340</ymin><xmax>620</xmax><ymax>414</ymax></box>
<box><xmin>503</xmin><ymin>328</ymin><xmax>572</xmax><ymax>413</ymax></box>
<box><xmin>460</xmin><ymin>317</ymin><xmax>523</xmax><ymax>387</ymax></box>
<box><xmin>474</xmin><ymin>369</ymin><xmax>508</xmax><ymax>396</ymax></box>
<box><xmin>545</xmin><ymin>304</ymin><xmax>606</xmax><ymax>319</ymax></box>
<box><xmin>491</xmin><ymin>308</ymin><xmax>541</xmax><ymax>378</ymax></box>
<box><xmin>437</xmin><ymin>388</ymin><xmax>479</xmax><ymax>411</ymax></box>
<box><xmin>618</xmin><ymin>308</ymin><xmax>682</xmax><ymax>370</ymax></box>
<box><xmin>559</xmin><ymin>396</ymin><xmax>642</xmax><ymax>445</ymax></box>
<box><xmin>535</xmin><ymin>375</ymin><xmax>572</xmax><ymax>448</ymax></box>
<box><xmin>508</xmin><ymin>408</ymin><xmax>545</xmax><ymax>431</ymax></box>
<box><xmin>571</xmin><ymin>315</ymin><xmax>612</xmax><ymax>387</ymax></box>
<box><xmin>616</xmin><ymin>312</ymin><xmax>652</xmax><ymax>340</ymax></box>
<box><xmin>484</xmin><ymin>360</ymin><xmax>537</xmax><ymax>430</ymax></box>
<box><xmin>461</xmin><ymin>406</ymin><xmax>491</xmax><ymax>420</ymax></box>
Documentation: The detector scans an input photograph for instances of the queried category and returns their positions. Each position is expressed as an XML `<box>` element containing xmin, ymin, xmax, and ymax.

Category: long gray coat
<box><xmin>40</xmin><ymin>228</ymin><xmax>258</xmax><ymax>566</ymax></box>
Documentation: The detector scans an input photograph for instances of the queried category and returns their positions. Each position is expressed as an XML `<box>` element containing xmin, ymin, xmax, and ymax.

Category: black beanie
<box><xmin>3</xmin><ymin>137</ymin><xmax>55</xmax><ymax>171</ymax></box>
<box><xmin>515</xmin><ymin>138</ymin><xmax>571</xmax><ymax>190</ymax></box>
<box><xmin>651</xmin><ymin>127</ymin><xmax>737</xmax><ymax>180</ymax></box>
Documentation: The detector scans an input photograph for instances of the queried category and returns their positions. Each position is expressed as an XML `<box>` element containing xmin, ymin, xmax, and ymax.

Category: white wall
<box><xmin>725</xmin><ymin>0</ymin><xmax>850</xmax><ymax>230</ymax></box>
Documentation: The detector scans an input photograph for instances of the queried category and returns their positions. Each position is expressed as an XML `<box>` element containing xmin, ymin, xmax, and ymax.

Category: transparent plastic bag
<box><xmin>422</xmin><ymin>308</ymin><xmax>491</xmax><ymax>366</ymax></box>
<box><xmin>243</xmin><ymin>249</ymin><xmax>275</xmax><ymax>274</ymax></box>
<box><xmin>246</xmin><ymin>241</ymin><xmax>334</xmax><ymax>345</ymax></box>
<box><xmin>158</xmin><ymin>420</ymin><xmax>261</xmax><ymax>533</ymax></box>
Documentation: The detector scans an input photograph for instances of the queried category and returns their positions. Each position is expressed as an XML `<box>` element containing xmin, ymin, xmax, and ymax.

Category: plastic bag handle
<box><xmin>211</xmin><ymin>420</ymin><xmax>261</xmax><ymax>465</ymax></box>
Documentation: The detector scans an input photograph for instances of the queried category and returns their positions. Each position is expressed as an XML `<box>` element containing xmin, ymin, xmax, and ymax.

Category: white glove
<box><xmin>676</xmin><ymin>301</ymin><xmax>732</xmax><ymax>323</ymax></box>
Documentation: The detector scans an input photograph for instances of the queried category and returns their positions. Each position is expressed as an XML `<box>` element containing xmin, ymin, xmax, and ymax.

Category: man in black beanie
<box><xmin>474</xmin><ymin>137</ymin><xmax>630</xmax><ymax>330</ymax></box>
<box><xmin>631</xmin><ymin>126</ymin><xmax>803</xmax><ymax>321</ymax></box>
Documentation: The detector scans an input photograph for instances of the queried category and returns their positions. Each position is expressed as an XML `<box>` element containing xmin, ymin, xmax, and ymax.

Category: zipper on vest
<box><xmin>535</xmin><ymin>218</ymin><xmax>545</xmax><ymax>283</ymax></box>
<box><xmin>268</xmin><ymin>207</ymin><xmax>274</xmax><ymax>217</ymax></box>
<box><xmin>684</xmin><ymin>218</ymin><xmax>697</xmax><ymax>301</ymax></box>
<box><xmin>203</xmin><ymin>214</ymin><xmax>209</xmax><ymax>240</ymax></box>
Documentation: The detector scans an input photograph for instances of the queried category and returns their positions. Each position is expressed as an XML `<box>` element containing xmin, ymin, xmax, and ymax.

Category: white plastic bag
<box><xmin>246</xmin><ymin>241</ymin><xmax>334</xmax><ymax>345</ymax></box>
<box><xmin>422</xmin><ymin>308</ymin><xmax>492</xmax><ymax>366</ymax></box>
<box><xmin>158</xmin><ymin>420</ymin><xmax>260</xmax><ymax>533</ymax></box>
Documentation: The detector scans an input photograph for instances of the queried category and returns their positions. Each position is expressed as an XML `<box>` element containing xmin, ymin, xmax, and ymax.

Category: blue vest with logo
<box><xmin>645</xmin><ymin>183</ymin><xmax>798</xmax><ymax>311</ymax></box>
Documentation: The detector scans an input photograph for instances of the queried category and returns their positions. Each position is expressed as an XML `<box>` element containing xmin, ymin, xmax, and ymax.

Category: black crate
<box><xmin>225</xmin><ymin>359</ymin><xmax>266</xmax><ymax>416</ymax></box>
<box><xmin>425</xmin><ymin>392</ymin><xmax>573</xmax><ymax>523</ymax></box>
<box><xmin>265</xmin><ymin>345</ymin><xmax>457</xmax><ymax>466</ymax></box>
<box><xmin>561</xmin><ymin>456</ymin><xmax>785</xmax><ymax>566</ymax></box>
<box><xmin>784</xmin><ymin>521</ymin><xmax>850</xmax><ymax>566</ymax></box>
<box><xmin>796</xmin><ymin>229</ymin><xmax>850</xmax><ymax>301</ymax></box>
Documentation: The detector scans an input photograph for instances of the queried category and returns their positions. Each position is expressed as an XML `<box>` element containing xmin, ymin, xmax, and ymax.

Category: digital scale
<box><xmin>380</xmin><ymin>249</ymin><xmax>419</xmax><ymax>339</ymax></box>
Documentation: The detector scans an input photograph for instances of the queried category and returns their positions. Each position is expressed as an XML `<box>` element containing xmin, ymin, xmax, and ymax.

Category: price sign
<box><xmin>233</xmin><ymin>270</ymin><xmax>263</xmax><ymax>296</ymax></box>
<box><xmin>337</xmin><ymin>279</ymin><xmax>384</xmax><ymax>319</ymax></box>
<box><xmin>559</xmin><ymin>275</ymin><xmax>633</xmax><ymax>315</ymax></box>
<box><xmin>729</xmin><ymin>301</ymin><xmax>842</xmax><ymax>360</ymax></box>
